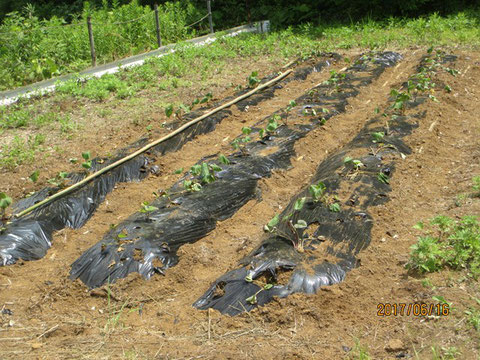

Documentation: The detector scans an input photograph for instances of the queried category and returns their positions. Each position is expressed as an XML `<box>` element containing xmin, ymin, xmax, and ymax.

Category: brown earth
<box><xmin>1</xmin><ymin>49</ymin><xmax>480</xmax><ymax>359</ymax></box>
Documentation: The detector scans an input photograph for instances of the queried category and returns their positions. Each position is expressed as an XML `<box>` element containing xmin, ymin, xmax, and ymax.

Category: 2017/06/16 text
<box><xmin>377</xmin><ymin>303</ymin><xmax>450</xmax><ymax>317</ymax></box>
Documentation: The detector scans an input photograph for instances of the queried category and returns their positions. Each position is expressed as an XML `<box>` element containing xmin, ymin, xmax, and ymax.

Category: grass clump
<box><xmin>408</xmin><ymin>215</ymin><xmax>480</xmax><ymax>277</ymax></box>
<box><xmin>0</xmin><ymin>134</ymin><xmax>45</xmax><ymax>169</ymax></box>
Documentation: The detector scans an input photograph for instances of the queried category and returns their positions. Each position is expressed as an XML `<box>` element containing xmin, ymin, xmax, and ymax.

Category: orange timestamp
<box><xmin>377</xmin><ymin>303</ymin><xmax>450</xmax><ymax>317</ymax></box>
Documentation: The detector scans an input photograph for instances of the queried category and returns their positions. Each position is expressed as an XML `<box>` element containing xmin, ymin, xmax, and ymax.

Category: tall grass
<box><xmin>0</xmin><ymin>0</ymin><xmax>202</xmax><ymax>90</ymax></box>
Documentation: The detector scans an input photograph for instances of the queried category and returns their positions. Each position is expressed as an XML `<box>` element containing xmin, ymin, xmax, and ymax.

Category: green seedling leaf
<box><xmin>245</xmin><ymin>274</ymin><xmax>253</xmax><ymax>283</ymax></box>
<box><xmin>343</xmin><ymin>156</ymin><xmax>353</xmax><ymax>164</ymax></box>
<box><xmin>371</xmin><ymin>132</ymin><xmax>385</xmax><ymax>143</ymax></box>
<box><xmin>69</xmin><ymin>158</ymin><xmax>78</xmax><ymax>164</ymax></box>
<box><xmin>264</xmin><ymin>283</ymin><xmax>273</xmax><ymax>290</ymax></box>
<box><xmin>201</xmin><ymin>162</ymin><xmax>211</xmax><ymax>178</ymax></box>
<box><xmin>200</xmin><ymin>92</ymin><xmax>213</xmax><ymax>104</ymax></box>
<box><xmin>117</xmin><ymin>231</ymin><xmax>128</xmax><ymax>239</ymax></box>
<box><xmin>264</xmin><ymin>214</ymin><xmax>279</xmax><ymax>232</ymax></box>
<box><xmin>246</xmin><ymin>294</ymin><xmax>257</xmax><ymax>305</ymax></box>
<box><xmin>191</xmin><ymin>183</ymin><xmax>202</xmax><ymax>191</ymax></box>
<box><xmin>0</xmin><ymin>192</ymin><xmax>12</xmax><ymax>212</ymax></box>
<box><xmin>190</xmin><ymin>165</ymin><xmax>202</xmax><ymax>176</ymax></box>
<box><xmin>294</xmin><ymin>219</ymin><xmax>308</xmax><ymax>229</ymax></box>
<box><xmin>140</xmin><ymin>201</ymin><xmax>159</xmax><ymax>213</ymax></box>
<box><xmin>210</xmin><ymin>164</ymin><xmax>222</xmax><ymax>172</ymax></box>
<box><xmin>174</xmin><ymin>168</ymin><xmax>184</xmax><ymax>174</ymax></box>
<box><xmin>259</xmin><ymin>129</ymin><xmax>265</xmax><ymax>138</ymax></box>
<box><xmin>218</xmin><ymin>154</ymin><xmax>230</xmax><ymax>165</ymax></box>
<box><xmin>329</xmin><ymin>203</ymin><xmax>341</xmax><ymax>212</ymax></box>
<box><xmin>81</xmin><ymin>151</ymin><xmax>91</xmax><ymax>161</ymax></box>
<box><xmin>378</xmin><ymin>172</ymin><xmax>390</xmax><ymax>184</ymax></box>
<box><xmin>82</xmin><ymin>161</ymin><xmax>92</xmax><ymax>170</ymax></box>
<box><xmin>29</xmin><ymin>170</ymin><xmax>40</xmax><ymax>183</ymax></box>
<box><xmin>282</xmin><ymin>213</ymin><xmax>292</xmax><ymax>222</ymax></box>
<box><xmin>444</xmin><ymin>85</ymin><xmax>452</xmax><ymax>93</ymax></box>
<box><xmin>352</xmin><ymin>160</ymin><xmax>364</xmax><ymax>169</ymax></box>
<box><xmin>428</xmin><ymin>94</ymin><xmax>439</xmax><ymax>102</ymax></box>
<box><xmin>294</xmin><ymin>197</ymin><xmax>306</xmax><ymax>211</ymax></box>
<box><xmin>432</xmin><ymin>295</ymin><xmax>452</xmax><ymax>306</ymax></box>
<box><xmin>413</xmin><ymin>222</ymin><xmax>424</xmax><ymax>230</ymax></box>
<box><xmin>309</xmin><ymin>181</ymin><xmax>326</xmax><ymax>202</ymax></box>
<box><xmin>165</xmin><ymin>104</ymin><xmax>174</xmax><ymax>118</ymax></box>
<box><xmin>242</xmin><ymin>127</ymin><xmax>252</xmax><ymax>135</ymax></box>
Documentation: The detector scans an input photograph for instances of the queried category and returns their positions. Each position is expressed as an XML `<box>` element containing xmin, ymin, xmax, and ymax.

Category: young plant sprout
<box><xmin>329</xmin><ymin>202</ymin><xmax>341</xmax><ymax>212</ymax></box>
<box><xmin>81</xmin><ymin>151</ymin><xmax>92</xmax><ymax>170</ymax></box>
<box><xmin>0</xmin><ymin>192</ymin><xmax>12</xmax><ymax>219</ymax></box>
<box><xmin>218</xmin><ymin>154</ymin><xmax>230</xmax><ymax>165</ymax></box>
<box><xmin>259</xmin><ymin>115</ymin><xmax>280</xmax><ymax>138</ymax></box>
<box><xmin>139</xmin><ymin>201</ymin><xmax>159</xmax><ymax>213</ymax></box>
<box><xmin>231</xmin><ymin>126</ymin><xmax>252</xmax><ymax>154</ymax></box>
<box><xmin>247</xmin><ymin>71</ymin><xmax>261</xmax><ymax>88</ymax></box>
<box><xmin>343</xmin><ymin>156</ymin><xmax>364</xmax><ymax>171</ymax></box>
<box><xmin>377</xmin><ymin>172</ymin><xmax>390</xmax><ymax>184</ymax></box>
<box><xmin>29</xmin><ymin>170</ymin><xmax>40</xmax><ymax>183</ymax></box>
<box><xmin>183</xmin><ymin>162</ymin><xmax>222</xmax><ymax>192</ymax></box>
<box><xmin>47</xmin><ymin>171</ymin><xmax>69</xmax><ymax>188</ymax></box>
<box><xmin>371</xmin><ymin>132</ymin><xmax>385</xmax><ymax>143</ymax></box>
<box><xmin>323</xmin><ymin>70</ymin><xmax>346</xmax><ymax>86</ymax></box>
<box><xmin>245</xmin><ymin>283</ymin><xmax>274</xmax><ymax>305</ymax></box>
<box><xmin>284</xmin><ymin>100</ymin><xmax>297</xmax><ymax>123</ymax></box>
<box><xmin>165</xmin><ymin>104</ymin><xmax>174</xmax><ymax>118</ymax></box>
<box><xmin>390</xmin><ymin>89</ymin><xmax>411</xmax><ymax>114</ymax></box>
<box><xmin>309</xmin><ymin>181</ymin><xmax>327</xmax><ymax>203</ymax></box>
<box><xmin>264</xmin><ymin>197</ymin><xmax>309</xmax><ymax>253</ymax></box>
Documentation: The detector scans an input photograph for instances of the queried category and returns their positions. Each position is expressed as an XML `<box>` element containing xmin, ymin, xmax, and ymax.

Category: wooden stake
<box><xmin>207</xmin><ymin>0</ymin><xmax>213</xmax><ymax>33</ymax></box>
<box><xmin>154</xmin><ymin>4</ymin><xmax>162</xmax><ymax>48</ymax></box>
<box><xmin>87</xmin><ymin>17</ymin><xmax>96</xmax><ymax>67</ymax></box>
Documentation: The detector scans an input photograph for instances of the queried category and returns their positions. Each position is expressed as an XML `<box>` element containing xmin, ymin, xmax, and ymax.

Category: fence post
<box><xmin>207</xmin><ymin>0</ymin><xmax>213</xmax><ymax>34</ymax></box>
<box><xmin>154</xmin><ymin>4</ymin><xmax>162</xmax><ymax>48</ymax></box>
<box><xmin>245</xmin><ymin>0</ymin><xmax>252</xmax><ymax>25</ymax></box>
<box><xmin>87</xmin><ymin>16</ymin><xmax>96</xmax><ymax>67</ymax></box>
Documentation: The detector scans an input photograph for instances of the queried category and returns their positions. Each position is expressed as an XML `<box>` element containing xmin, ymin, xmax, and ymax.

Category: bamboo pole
<box><xmin>14</xmin><ymin>70</ymin><xmax>293</xmax><ymax>219</ymax></box>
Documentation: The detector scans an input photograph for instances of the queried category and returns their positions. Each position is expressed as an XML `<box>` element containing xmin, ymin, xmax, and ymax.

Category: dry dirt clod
<box><xmin>385</xmin><ymin>339</ymin><xmax>406</xmax><ymax>352</ymax></box>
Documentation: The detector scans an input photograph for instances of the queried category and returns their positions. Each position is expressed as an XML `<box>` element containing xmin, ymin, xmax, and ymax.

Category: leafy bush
<box><xmin>409</xmin><ymin>215</ymin><xmax>480</xmax><ymax>277</ymax></box>
<box><xmin>0</xmin><ymin>1</ymin><xmax>199</xmax><ymax>90</ymax></box>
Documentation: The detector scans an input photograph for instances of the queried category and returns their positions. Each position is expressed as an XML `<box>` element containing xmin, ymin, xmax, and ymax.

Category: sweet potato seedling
<box><xmin>183</xmin><ymin>161</ymin><xmax>223</xmax><ymax>192</ymax></box>
<box><xmin>377</xmin><ymin>172</ymin><xmax>390</xmax><ymax>184</ymax></box>
<box><xmin>309</xmin><ymin>181</ymin><xmax>327</xmax><ymax>203</ymax></box>
<box><xmin>0</xmin><ymin>192</ymin><xmax>12</xmax><ymax>219</ymax></box>
<box><xmin>47</xmin><ymin>171</ymin><xmax>69</xmax><ymax>188</ymax></box>
<box><xmin>259</xmin><ymin>115</ymin><xmax>280</xmax><ymax>138</ymax></box>
<box><xmin>81</xmin><ymin>151</ymin><xmax>92</xmax><ymax>170</ymax></box>
<box><xmin>140</xmin><ymin>201</ymin><xmax>159</xmax><ymax>213</ymax></box>
<box><xmin>247</xmin><ymin>71</ymin><xmax>261</xmax><ymax>88</ymax></box>
<box><xmin>29</xmin><ymin>170</ymin><xmax>40</xmax><ymax>183</ymax></box>
<box><xmin>231</xmin><ymin>127</ymin><xmax>252</xmax><ymax>154</ymax></box>
<box><xmin>284</xmin><ymin>100</ymin><xmax>297</xmax><ymax>123</ymax></box>
<box><xmin>371</xmin><ymin>132</ymin><xmax>385</xmax><ymax>143</ymax></box>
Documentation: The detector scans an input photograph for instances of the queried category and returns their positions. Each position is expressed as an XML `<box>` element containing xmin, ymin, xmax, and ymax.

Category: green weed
<box><xmin>0</xmin><ymin>134</ymin><xmax>45</xmax><ymax>169</ymax></box>
<box><xmin>0</xmin><ymin>192</ymin><xmax>12</xmax><ymax>219</ymax></box>
<box><xmin>408</xmin><ymin>215</ymin><xmax>480</xmax><ymax>277</ymax></box>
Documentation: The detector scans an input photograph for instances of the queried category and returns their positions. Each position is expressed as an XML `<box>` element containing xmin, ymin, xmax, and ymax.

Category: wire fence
<box><xmin>0</xmin><ymin>1</ymin><xmax>238</xmax><ymax>90</ymax></box>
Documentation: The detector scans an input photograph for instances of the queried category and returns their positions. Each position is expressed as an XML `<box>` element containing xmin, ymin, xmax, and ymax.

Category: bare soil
<box><xmin>1</xmin><ymin>48</ymin><xmax>480</xmax><ymax>359</ymax></box>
